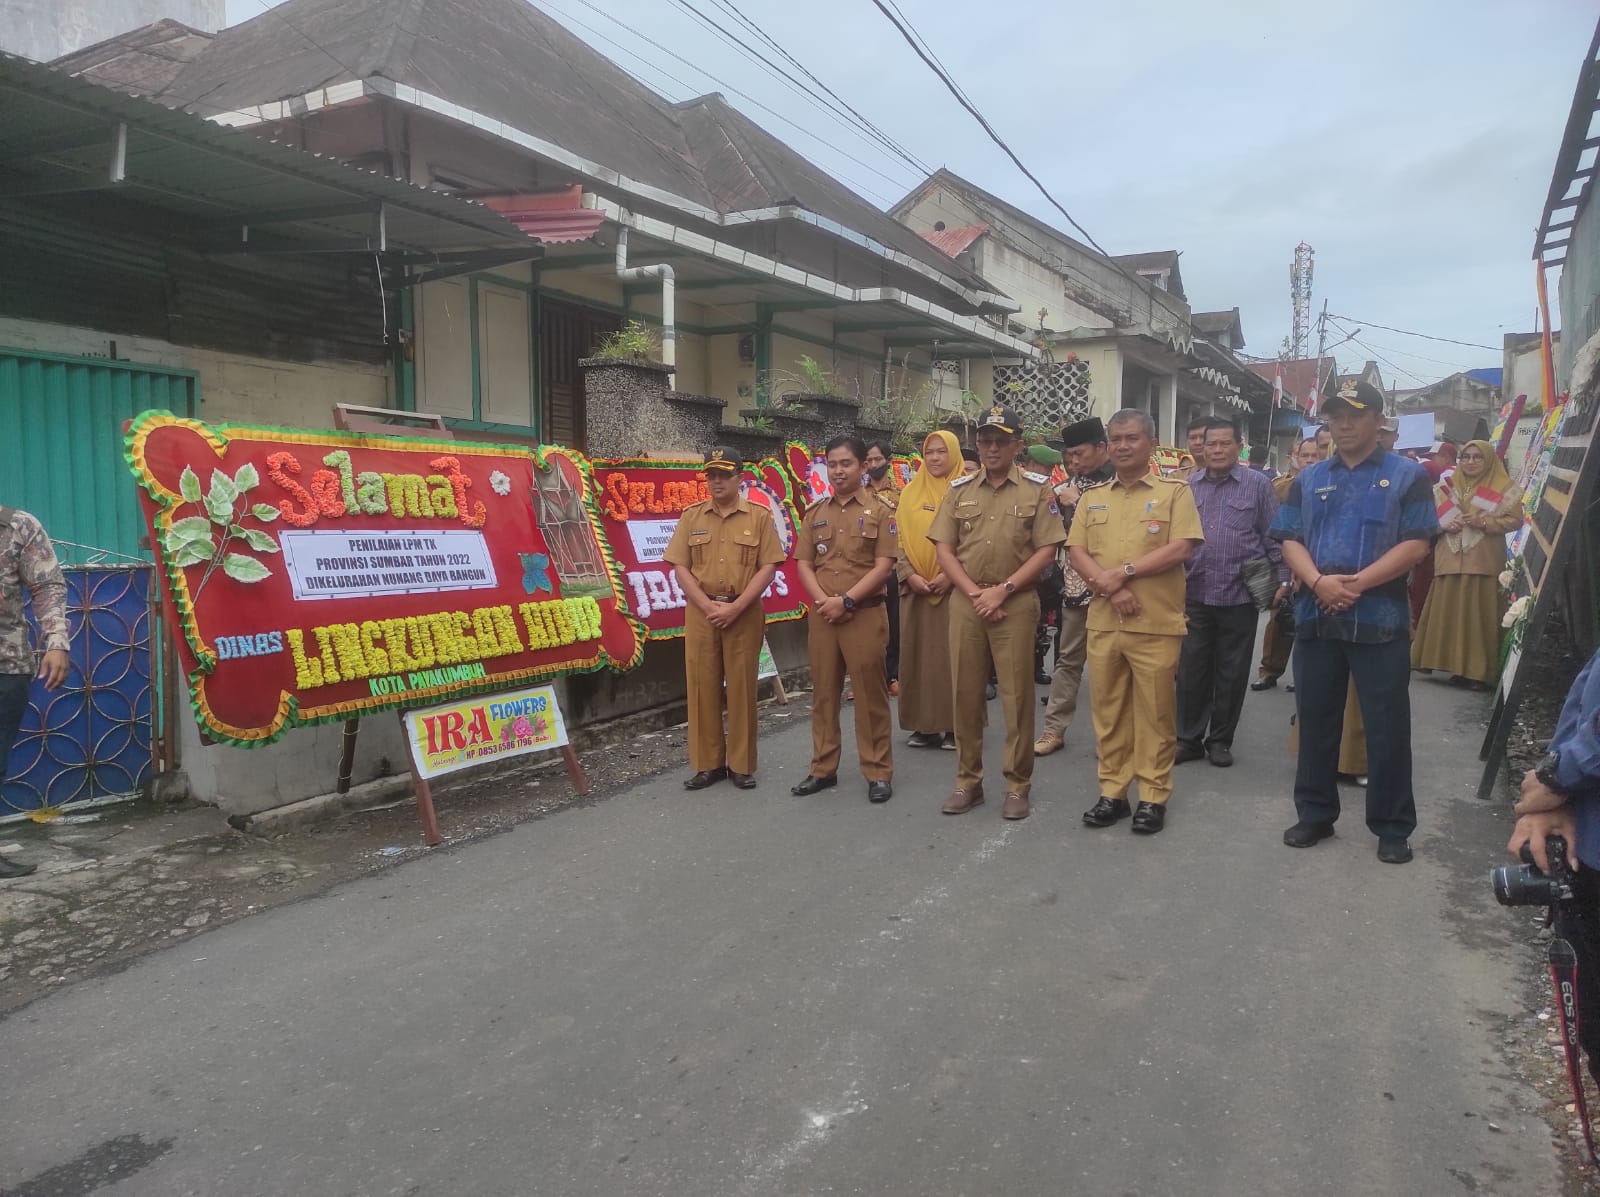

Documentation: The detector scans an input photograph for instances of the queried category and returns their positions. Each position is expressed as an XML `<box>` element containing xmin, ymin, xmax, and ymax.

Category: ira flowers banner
<box><xmin>593</xmin><ymin>457</ymin><xmax>806</xmax><ymax>638</ymax></box>
<box><xmin>125</xmin><ymin>413</ymin><xmax>644</xmax><ymax>746</ymax></box>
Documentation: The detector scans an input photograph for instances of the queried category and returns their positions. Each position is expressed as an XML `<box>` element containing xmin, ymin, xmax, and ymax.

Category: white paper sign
<box><xmin>279</xmin><ymin>528</ymin><xmax>498</xmax><ymax>601</ymax></box>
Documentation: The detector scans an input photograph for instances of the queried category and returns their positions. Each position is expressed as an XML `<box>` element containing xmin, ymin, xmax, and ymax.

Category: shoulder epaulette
<box><xmin>949</xmin><ymin>473</ymin><xmax>976</xmax><ymax>487</ymax></box>
<box><xmin>876</xmin><ymin>491</ymin><xmax>899</xmax><ymax>510</ymax></box>
<box><xmin>1021</xmin><ymin>469</ymin><xmax>1049</xmax><ymax>485</ymax></box>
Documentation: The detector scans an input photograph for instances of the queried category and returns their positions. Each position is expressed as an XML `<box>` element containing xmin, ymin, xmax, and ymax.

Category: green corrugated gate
<box><xmin>0</xmin><ymin>347</ymin><xmax>199</xmax><ymax>563</ymax></box>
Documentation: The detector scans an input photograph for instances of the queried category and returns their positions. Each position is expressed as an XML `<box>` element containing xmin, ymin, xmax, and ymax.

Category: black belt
<box><xmin>851</xmin><ymin>595</ymin><xmax>885</xmax><ymax>608</ymax></box>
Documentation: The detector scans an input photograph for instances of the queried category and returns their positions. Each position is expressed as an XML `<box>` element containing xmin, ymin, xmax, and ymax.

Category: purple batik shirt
<box><xmin>1185</xmin><ymin>463</ymin><xmax>1286</xmax><ymax>607</ymax></box>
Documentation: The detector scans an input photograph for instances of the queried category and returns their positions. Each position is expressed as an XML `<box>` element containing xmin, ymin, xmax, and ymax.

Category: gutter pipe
<box><xmin>614</xmin><ymin>222</ymin><xmax>675</xmax><ymax>387</ymax></box>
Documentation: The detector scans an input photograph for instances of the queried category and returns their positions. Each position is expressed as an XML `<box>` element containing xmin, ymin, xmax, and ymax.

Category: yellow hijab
<box><xmin>1450</xmin><ymin>439</ymin><xmax>1512</xmax><ymax>504</ymax></box>
<box><xmin>898</xmin><ymin>430</ymin><xmax>960</xmax><ymax>599</ymax></box>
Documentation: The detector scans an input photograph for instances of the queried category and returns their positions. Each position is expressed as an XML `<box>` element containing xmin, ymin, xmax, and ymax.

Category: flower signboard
<box><xmin>402</xmin><ymin>684</ymin><xmax>568</xmax><ymax>780</ymax></box>
<box><xmin>126</xmin><ymin>413</ymin><xmax>644</xmax><ymax>746</ymax></box>
<box><xmin>592</xmin><ymin>457</ymin><xmax>807</xmax><ymax>638</ymax></box>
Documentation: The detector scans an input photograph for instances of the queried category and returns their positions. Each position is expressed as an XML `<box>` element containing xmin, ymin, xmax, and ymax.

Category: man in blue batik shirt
<box><xmin>1508</xmin><ymin>645</ymin><xmax>1600</xmax><ymax>1078</ymax></box>
<box><xmin>1268</xmin><ymin>379</ymin><xmax>1438</xmax><ymax>863</ymax></box>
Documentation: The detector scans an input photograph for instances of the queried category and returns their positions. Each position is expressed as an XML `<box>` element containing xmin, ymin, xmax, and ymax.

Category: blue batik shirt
<box><xmin>1268</xmin><ymin>449</ymin><xmax>1437</xmax><ymax>644</ymax></box>
<box><xmin>1548</xmin><ymin>648</ymin><xmax>1600</xmax><ymax>869</ymax></box>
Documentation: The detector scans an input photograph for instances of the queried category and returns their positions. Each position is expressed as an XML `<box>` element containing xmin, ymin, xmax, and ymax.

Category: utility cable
<box><xmin>538</xmin><ymin>0</ymin><xmax>914</xmax><ymax>200</ymax></box>
<box><xmin>702</xmin><ymin>0</ymin><xmax>929</xmax><ymax>177</ymax></box>
<box><xmin>864</xmin><ymin>0</ymin><xmax>1157</xmax><ymax>300</ymax></box>
<box><xmin>1325</xmin><ymin>314</ymin><xmax>1500</xmax><ymax>353</ymax></box>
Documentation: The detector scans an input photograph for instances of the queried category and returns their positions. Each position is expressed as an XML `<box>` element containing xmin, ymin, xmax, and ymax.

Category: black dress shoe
<box><xmin>985</xmin><ymin>682</ymin><xmax>998</xmax><ymax>701</ymax></box>
<box><xmin>729</xmin><ymin>772</ymin><xmax>757</xmax><ymax>790</ymax></box>
<box><xmin>1207</xmin><ymin>744</ymin><xmax>1234</xmax><ymax>768</ymax></box>
<box><xmin>1283</xmin><ymin>821</ymin><xmax>1335</xmax><ymax>848</ymax></box>
<box><xmin>906</xmin><ymin>732</ymin><xmax>941</xmax><ymax>748</ymax></box>
<box><xmin>1082</xmin><ymin>797</ymin><xmax>1131</xmax><ymax>828</ymax></box>
<box><xmin>0</xmin><ymin>854</ymin><xmax>37</xmax><ymax>879</ymax></box>
<box><xmin>1034</xmin><ymin>668</ymin><xmax>1051</xmax><ymax>685</ymax></box>
<box><xmin>1174</xmin><ymin>742</ymin><xmax>1205</xmax><ymax>765</ymax></box>
<box><xmin>1286</xmin><ymin>682</ymin><xmax>1295</xmax><ymax>693</ymax></box>
<box><xmin>1130</xmin><ymin>801</ymin><xmax>1166</xmax><ymax>834</ymax></box>
<box><xmin>1377</xmin><ymin>837</ymin><xmax>1413</xmax><ymax>864</ymax></box>
<box><xmin>867</xmin><ymin>780</ymin><xmax>892</xmax><ymax>803</ymax></box>
<box><xmin>683</xmin><ymin>768</ymin><xmax>728</xmax><ymax>790</ymax></box>
<box><xmin>1250</xmin><ymin>676</ymin><xmax>1278</xmax><ymax>691</ymax></box>
<box><xmin>790</xmin><ymin>775</ymin><xmax>838</xmax><ymax>796</ymax></box>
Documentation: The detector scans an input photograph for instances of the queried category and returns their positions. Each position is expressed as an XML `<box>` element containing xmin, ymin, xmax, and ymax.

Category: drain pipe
<box><xmin>614</xmin><ymin>222</ymin><xmax>675</xmax><ymax>389</ymax></box>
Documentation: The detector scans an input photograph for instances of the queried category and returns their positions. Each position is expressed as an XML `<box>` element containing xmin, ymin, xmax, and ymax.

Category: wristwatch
<box><xmin>841</xmin><ymin>593</ymin><xmax>857</xmax><ymax>612</ymax></box>
<box><xmin>1122</xmin><ymin>562</ymin><xmax>1137</xmax><ymax>578</ymax></box>
<box><xmin>1536</xmin><ymin>751</ymin><xmax>1568</xmax><ymax>796</ymax></box>
<box><xmin>1003</xmin><ymin>580</ymin><xmax>1015</xmax><ymax>594</ymax></box>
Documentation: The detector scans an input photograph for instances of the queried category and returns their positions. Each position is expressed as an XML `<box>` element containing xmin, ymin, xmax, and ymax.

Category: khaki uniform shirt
<box><xmin>866</xmin><ymin>473</ymin><xmax>900</xmax><ymax>509</ymax></box>
<box><xmin>662</xmin><ymin>497</ymin><xmax>787</xmax><ymax>599</ymax></box>
<box><xmin>926</xmin><ymin>464</ymin><xmax>1066</xmax><ymax>586</ymax></box>
<box><xmin>796</xmin><ymin>489</ymin><xmax>899</xmax><ymax>597</ymax></box>
<box><xmin>1066</xmin><ymin>473</ymin><xmax>1203</xmax><ymax>636</ymax></box>
<box><xmin>0</xmin><ymin>508</ymin><xmax>69</xmax><ymax>676</ymax></box>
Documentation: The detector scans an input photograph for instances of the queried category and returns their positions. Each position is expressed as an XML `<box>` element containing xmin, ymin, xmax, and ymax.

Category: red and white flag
<box><xmin>1273</xmin><ymin>371</ymin><xmax>1283</xmax><ymax>409</ymax></box>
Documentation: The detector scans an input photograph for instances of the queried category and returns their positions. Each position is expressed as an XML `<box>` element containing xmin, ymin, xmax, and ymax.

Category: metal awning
<box><xmin>0</xmin><ymin>52</ymin><xmax>543</xmax><ymax>265</ymax></box>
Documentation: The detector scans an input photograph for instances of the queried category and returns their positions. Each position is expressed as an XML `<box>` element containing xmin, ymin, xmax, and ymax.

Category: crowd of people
<box><xmin>673</xmin><ymin>376</ymin><xmax>1530</xmax><ymax>867</ymax></box>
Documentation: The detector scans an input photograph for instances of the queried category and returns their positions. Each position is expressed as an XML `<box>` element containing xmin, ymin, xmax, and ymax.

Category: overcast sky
<box><xmin>225</xmin><ymin>0</ymin><xmax>1594</xmax><ymax>389</ymax></box>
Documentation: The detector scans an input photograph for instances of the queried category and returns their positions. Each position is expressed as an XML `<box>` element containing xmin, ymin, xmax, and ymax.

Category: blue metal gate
<box><xmin>1</xmin><ymin>565</ymin><xmax>155</xmax><ymax>817</ymax></box>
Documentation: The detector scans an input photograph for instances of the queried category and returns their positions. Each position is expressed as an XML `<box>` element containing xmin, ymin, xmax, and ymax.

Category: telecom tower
<box><xmin>1289</xmin><ymin>242</ymin><xmax>1315</xmax><ymax>359</ymax></box>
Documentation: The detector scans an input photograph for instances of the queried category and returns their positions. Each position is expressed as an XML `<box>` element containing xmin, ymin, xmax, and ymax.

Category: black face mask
<box><xmin>867</xmin><ymin>463</ymin><xmax>890</xmax><ymax>481</ymax></box>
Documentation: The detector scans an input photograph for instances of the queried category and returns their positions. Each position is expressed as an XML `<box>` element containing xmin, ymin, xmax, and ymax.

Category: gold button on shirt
<box><xmin>796</xmin><ymin>490</ymin><xmax>899</xmax><ymax>595</ymax></box>
<box><xmin>1065</xmin><ymin>474</ymin><xmax>1203</xmax><ymax>636</ymax></box>
<box><xmin>663</xmin><ymin>497</ymin><xmax>787</xmax><ymax>597</ymax></box>
<box><xmin>926</xmin><ymin>464</ymin><xmax>1067</xmax><ymax>583</ymax></box>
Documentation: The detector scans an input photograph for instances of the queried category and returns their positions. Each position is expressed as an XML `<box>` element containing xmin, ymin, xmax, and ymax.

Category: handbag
<box><xmin>1239</xmin><ymin>556</ymin><xmax>1279</xmax><ymax>611</ymax></box>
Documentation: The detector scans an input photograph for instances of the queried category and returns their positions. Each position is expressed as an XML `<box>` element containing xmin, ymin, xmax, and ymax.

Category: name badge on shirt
<box><xmin>813</xmin><ymin>519</ymin><xmax>829</xmax><ymax>529</ymax></box>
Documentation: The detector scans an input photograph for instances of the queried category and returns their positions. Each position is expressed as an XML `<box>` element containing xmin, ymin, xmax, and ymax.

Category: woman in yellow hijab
<box><xmin>896</xmin><ymin>430</ymin><xmax>961</xmax><ymax>748</ymax></box>
<box><xmin>1411</xmin><ymin>440</ymin><xmax>1523</xmax><ymax>689</ymax></box>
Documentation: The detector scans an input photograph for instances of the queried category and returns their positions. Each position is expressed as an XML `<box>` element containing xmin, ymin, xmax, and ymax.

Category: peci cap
<box><xmin>978</xmin><ymin>402</ymin><xmax>1024</xmax><ymax>435</ymax></box>
<box><xmin>703</xmin><ymin>446</ymin><xmax>742</xmax><ymax>474</ymax></box>
<box><xmin>1056</xmin><ymin>416</ymin><xmax>1106</xmax><ymax>449</ymax></box>
<box><xmin>960</xmin><ymin>444</ymin><xmax>981</xmax><ymax>464</ymax></box>
<box><xmin>1323</xmin><ymin>378</ymin><xmax>1385</xmax><ymax>414</ymax></box>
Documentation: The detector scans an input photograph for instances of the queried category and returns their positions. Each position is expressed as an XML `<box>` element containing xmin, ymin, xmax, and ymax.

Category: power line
<box><xmin>1326</xmin><ymin>318</ymin><xmax>1430</xmax><ymax>387</ymax></box>
<box><xmin>702</xmin><ymin>0</ymin><xmax>929</xmax><ymax>177</ymax></box>
<box><xmin>864</xmin><ymin>0</ymin><xmax>1155</xmax><ymax>300</ymax></box>
<box><xmin>664</xmin><ymin>0</ymin><xmax>924</xmax><ymax>182</ymax></box>
<box><xmin>1325</xmin><ymin>314</ymin><xmax>1500</xmax><ymax>353</ymax></box>
<box><xmin>538</xmin><ymin>0</ymin><xmax>915</xmax><ymax>201</ymax></box>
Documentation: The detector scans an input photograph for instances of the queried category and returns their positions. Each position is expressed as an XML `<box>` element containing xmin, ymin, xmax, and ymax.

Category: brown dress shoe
<box><xmin>1032</xmin><ymin>734</ymin><xmax>1064</xmax><ymax>756</ymax></box>
<box><xmin>1001</xmin><ymin>792</ymin><xmax>1031</xmax><ymax>820</ymax></box>
<box><xmin>942</xmin><ymin>784</ymin><xmax>985</xmax><ymax>814</ymax></box>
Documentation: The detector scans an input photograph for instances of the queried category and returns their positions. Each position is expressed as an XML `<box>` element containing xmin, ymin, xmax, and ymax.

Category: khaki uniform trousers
<box><xmin>1087</xmin><ymin>627</ymin><xmax>1183</xmax><ymax>805</ymax></box>
<box><xmin>808</xmin><ymin>605</ymin><xmax>892</xmax><ymax>781</ymax></box>
<box><xmin>684</xmin><ymin>601</ymin><xmax>765</xmax><ymax>774</ymax></box>
<box><xmin>950</xmin><ymin>590</ymin><xmax>1040</xmax><ymax>792</ymax></box>
<box><xmin>1259</xmin><ymin>613</ymin><xmax>1292</xmax><ymax>680</ymax></box>
<box><xmin>1041</xmin><ymin>603</ymin><xmax>1089</xmax><ymax>739</ymax></box>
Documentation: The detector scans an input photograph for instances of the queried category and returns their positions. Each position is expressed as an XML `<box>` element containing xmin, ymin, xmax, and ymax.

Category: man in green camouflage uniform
<box><xmin>0</xmin><ymin>507</ymin><xmax>71</xmax><ymax>878</ymax></box>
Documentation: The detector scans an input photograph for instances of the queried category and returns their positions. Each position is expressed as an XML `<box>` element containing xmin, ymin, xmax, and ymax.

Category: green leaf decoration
<box><xmin>251</xmin><ymin>503</ymin><xmax>281</xmax><ymax>523</ymax></box>
<box><xmin>209</xmin><ymin>468</ymin><xmax>239</xmax><ymax>505</ymax></box>
<box><xmin>173</xmin><ymin>541</ymin><xmax>212</xmax><ymax>568</ymax></box>
<box><xmin>239</xmin><ymin>527</ymin><xmax>279</xmax><ymax>553</ymax></box>
<box><xmin>205</xmin><ymin>486</ymin><xmax>233</xmax><ymax>527</ymax></box>
<box><xmin>164</xmin><ymin>517</ymin><xmax>214</xmax><ymax>562</ymax></box>
<box><xmin>234</xmin><ymin>462</ymin><xmax>260</xmax><ymax>492</ymax></box>
<box><xmin>221</xmin><ymin>553</ymin><xmax>272</xmax><ymax>584</ymax></box>
<box><xmin>179</xmin><ymin>465</ymin><xmax>203</xmax><ymax>504</ymax></box>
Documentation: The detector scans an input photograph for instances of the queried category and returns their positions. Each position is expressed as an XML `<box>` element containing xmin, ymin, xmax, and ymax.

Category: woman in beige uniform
<box><xmin>896</xmin><ymin>430</ymin><xmax>960</xmax><ymax>749</ymax></box>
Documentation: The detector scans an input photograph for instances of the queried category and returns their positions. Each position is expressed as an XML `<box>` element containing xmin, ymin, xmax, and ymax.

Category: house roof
<box><xmin>1111</xmin><ymin>251</ymin><xmax>1186</xmax><ymax>302</ymax></box>
<box><xmin>1247</xmin><ymin>356</ymin><xmax>1337</xmax><ymax>407</ymax></box>
<box><xmin>1192</xmin><ymin>308</ymin><xmax>1243</xmax><ymax>347</ymax></box>
<box><xmin>125</xmin><ymin>0</ymin><xmax>989</xmax><ymax>300</ymax></box>
<box><xmin>1467</xmin><ymin>367</ymin><xmax>1504</xmax><ymax>388</ymax></box>
<box><xmin>0</xmin><ymin>51</ymin><xmax>540</xmax><ymax>260</ymax></box>
<box><xmin>49</xmin><ymin>18</ymin><xmax>214</xmax><ymax>99</ymax></box>
<box><xmin>920</xmin><ymin>223</ymin><xmax>989</xmax><ymax>259</ymax></box>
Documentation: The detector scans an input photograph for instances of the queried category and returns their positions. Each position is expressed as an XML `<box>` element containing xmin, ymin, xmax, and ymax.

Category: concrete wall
<box><xmin>0</xmin><ymin>0</ymin><xmax>222</xmax><ymax>61</ymax></box>
<box><xmin>0</xmin><ymin>316</ymin><xmax>390</xmax><ymax>426</ymax></box>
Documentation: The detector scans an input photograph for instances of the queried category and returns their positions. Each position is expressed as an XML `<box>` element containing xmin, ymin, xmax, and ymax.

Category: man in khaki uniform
<box><xmin>793</xmin><ymin>435</ymin><xmax>899</xmax><ymax>802</ymax></box>
<box><xmin>1068</xmin><ymin>409</ymin><xmax>1203</xmax><ymax>835</ymax></box>
<box><xmin>663</xmin><ymin>447</ymin><xmax>787</xmax><ymax>791</ymax></box>
<box><xmin>929</xmin><ymin>403</ymin><xmax>1066</xmax><ymax>821</ymax></box>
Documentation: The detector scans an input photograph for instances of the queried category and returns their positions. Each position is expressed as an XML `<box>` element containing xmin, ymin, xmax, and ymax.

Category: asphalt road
<box><xmin>0</xmin><ymin>670</ymin><xmax>1561</xmax><ymax>1196</ymax></box>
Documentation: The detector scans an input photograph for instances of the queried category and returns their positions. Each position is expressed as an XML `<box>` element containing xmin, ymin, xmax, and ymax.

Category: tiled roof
<box><xmin>1247</xmin><ymin>356</ymin><xmax>1337</xmax><ymax>407</ymax></box>
<box><xmin>920</xmin><ymin>223</ymin><xmax>988</xmax><ymax>259</ymax></box>
<box><xmin>49</xmin><ymin>18</ymin><xmax>213</xmax><ymax>99</ymax></box>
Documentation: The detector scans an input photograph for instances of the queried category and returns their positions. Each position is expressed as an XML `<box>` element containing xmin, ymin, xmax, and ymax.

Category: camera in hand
<box><xmin>1494</xmin><ymin>835</ymin><xmax>1576</xmax><ymax>906</ymax></box>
